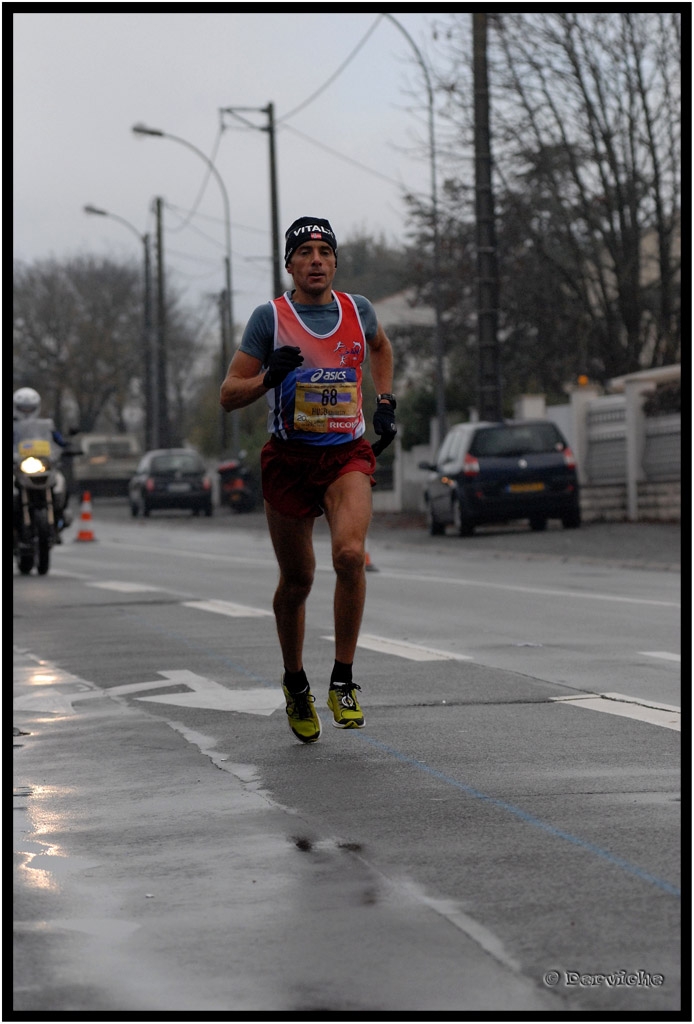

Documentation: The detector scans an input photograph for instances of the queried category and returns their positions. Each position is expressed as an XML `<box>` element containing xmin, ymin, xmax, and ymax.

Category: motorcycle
<box><xmin>13</xmin><ymin>419</ymin><xmax>73</xmax><ymax>576</ymax></box>
<box><xmin>217</xmin><ymin>453</ymin><xmax>258</xmax><ymax>513</ymax></box>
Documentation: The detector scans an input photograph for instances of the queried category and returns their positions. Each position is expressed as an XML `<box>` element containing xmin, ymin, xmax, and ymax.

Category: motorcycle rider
<box><xmin>13</xmin><ymin>387</ymin><xmax>71</xmax><ymax>539</ymax></box>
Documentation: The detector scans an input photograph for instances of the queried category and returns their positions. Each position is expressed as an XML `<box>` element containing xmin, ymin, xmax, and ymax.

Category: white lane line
<box><xmin>62</xmin><ymin>539</ymin><xmax>680</xmax><ymax>608</ymax></box>
<box><xmin>183</xmin><ymin>599</ymin><xmax>273</xmax><ymax>617</ymax></box>
<box><xmin>322</xmin><ymin>634</ymin><xmax>473</xmax><ymax>662</ymax></box>
<box><xmin>551</xmin><ymin>692</ymin><xmax>681</xmax><ymax>731</ymax></box>
<box><xmin>87</xmin><ymin>581</ymin><xmax>160</xmax><ymax>592</ymax></box>
<box><xmin>639</xmin><ymin>651</ymin><xmax>681</xmax><ymax>663</ymax></box>
<box><xmin>372</xmin><ymin>569</ymin><xmax>680</xmax><ymax>609</ymax></box>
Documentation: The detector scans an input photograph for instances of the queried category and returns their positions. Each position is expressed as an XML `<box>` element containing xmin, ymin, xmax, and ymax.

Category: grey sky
<box><xmin>13</xmin><ymin>11</ymin><xmax>448</xmax><ymax>328</ymax></box>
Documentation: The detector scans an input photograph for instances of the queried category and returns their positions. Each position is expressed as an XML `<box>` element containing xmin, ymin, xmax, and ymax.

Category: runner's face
<box><xmin>287</xmin><ymin>241</ymin><xmax>336</xmax><ymax>302</ymax></box>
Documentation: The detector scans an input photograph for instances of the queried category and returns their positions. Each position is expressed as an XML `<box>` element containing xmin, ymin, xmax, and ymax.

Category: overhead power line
<box><xmin>278</xmin><ymin>15</ymin><xmax>385</xmax><ymax>123</ymax></box>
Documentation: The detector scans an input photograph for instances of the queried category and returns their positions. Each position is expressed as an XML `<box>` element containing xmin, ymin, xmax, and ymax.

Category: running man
<box><xmin>220</xmin><ymin>216</ymin><xmax>397</xmax><ymax>743</ymax></box>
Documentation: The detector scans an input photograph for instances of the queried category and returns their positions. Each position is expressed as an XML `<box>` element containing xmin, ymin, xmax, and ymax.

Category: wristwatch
<box><xmin>377</xmin><ymin>393</ymin><xmax>397</xmax><ymax>408</ymax></box>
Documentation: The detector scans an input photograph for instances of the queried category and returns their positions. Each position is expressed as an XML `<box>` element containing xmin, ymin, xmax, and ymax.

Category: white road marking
<box><xmin>130</xmin><ymin>671</ymin><xmax>283</xmax><ymax>714</ymax></box>
<box><xmin>374</xmin><ymin>569</ymin><xmax>680</xmax><ymax>609</ymax></box>
<box><xmin>87</xmin><ymin>581</ymin><xmax>161</xmax><ymax>592</ymax></box>
<box><xmin>13</xmin><ymin>663</ymin><xmax>283</xmax><ymax>717</ymax></box>
<box><xmin>639</xmin><ymin>651</ymin><xmax>681</xmax><ymax>663</ymax></box>
<box><xmin>183</xmin><ymin>599</ymin><xmax>273</xmax><ymax>617</ymax></box>
<box><xmin>89</xmin><ymin>670</ymin><xmax>283</xmax><ymax>715</ymax></box>
<box><xmin>323</xmin><ymin>634</ymin><xmax>473</xmax><ymax>662</ymax></box>
<box><xmin>551</xmin><ymin>692</ymin><xmax>681</xmax><ymax>731</ymax></box>
<box><xmin>60</xmin><ymin>537</ymin><xmax>679</xmax><ymax>608</ymax></box>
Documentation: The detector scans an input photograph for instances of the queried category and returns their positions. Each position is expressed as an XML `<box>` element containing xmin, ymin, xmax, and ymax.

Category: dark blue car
<box><xmin>420</xmin><ymin>420</ymin><xmax>581</xmax><ymax>536</ymax></box>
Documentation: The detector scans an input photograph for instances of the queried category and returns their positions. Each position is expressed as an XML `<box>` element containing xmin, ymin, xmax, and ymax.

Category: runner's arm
<box><xmin>366</xmin><ymin>322</ymin><xmax>395</xmax><ymax>399</ymax></box>
<box><xmin>219</xmin><ymin>350</ymin><xmax>269</xmax><ymax>412</ymax></box>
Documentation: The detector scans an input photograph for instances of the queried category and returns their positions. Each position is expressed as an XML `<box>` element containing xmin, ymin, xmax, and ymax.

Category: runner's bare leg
<box><xmin>265</xmin><ymin>503</ymin><xmax>315</xmax><ymax>673</ymax></box>
<box><xmin>323</xmin><ymin>471</ymin><xmax>373</xmax><ymax>664</ymax></box>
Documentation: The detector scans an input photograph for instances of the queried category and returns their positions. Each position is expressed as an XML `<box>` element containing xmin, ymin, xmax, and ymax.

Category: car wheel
<box><xmin>204</xmin><ymin>502</ymin><xmax>213</xmax><ymax>518</ymax></box>
<box><xmin>562</xmin><ymin>507</ymin><xmax>581</xmax><ymax>529</ymax></box>
<box><xmin>452</xmin><ymin>497</ymin><xmax>474</xmax><ymax>537</ymax></box>
<box><xmin>529</xmin><ymin>517</ymin><xmax>547</xmax><ymax>531</ymax></box>
<box><xmin>426</xmin><ymin>502</ymin><xmax>445</xmax><ymax>536</ymax></box>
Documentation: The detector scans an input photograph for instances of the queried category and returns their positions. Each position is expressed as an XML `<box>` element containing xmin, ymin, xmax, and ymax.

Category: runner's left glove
<box><xmin>372</xmin><ymin>401</ymin><xmax>397</xmax><ymax>456</ymax></box>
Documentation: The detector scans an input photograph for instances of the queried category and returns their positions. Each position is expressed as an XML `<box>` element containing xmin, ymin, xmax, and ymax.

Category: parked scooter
<box><xmin>217</xmin><ymin>453</ymin><xmax>258</xmax><ymax>513</ymax></box>
<box><xmin>13</xmin><ymin>419</ymin><xmax>74</xmax><ymax>575</ymax></box>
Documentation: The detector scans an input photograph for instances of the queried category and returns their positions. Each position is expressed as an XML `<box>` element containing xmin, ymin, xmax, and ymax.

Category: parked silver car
<box><xmin>420</xmin><ymin>420</ymin><xmax>581</xmax><ymax>536</ymax></box>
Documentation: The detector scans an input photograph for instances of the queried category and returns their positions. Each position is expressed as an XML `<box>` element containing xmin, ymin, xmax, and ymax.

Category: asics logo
<box><xmin>310</xmin><ymin>369</ymin><xmax>348</xmax><ymax>383</ymax></box>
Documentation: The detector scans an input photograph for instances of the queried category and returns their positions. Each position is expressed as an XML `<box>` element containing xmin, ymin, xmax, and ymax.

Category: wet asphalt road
<box><xmin>13</xmin><ymin>504</ymin><xmax>683</xmax><ymax>1017</ymax></box>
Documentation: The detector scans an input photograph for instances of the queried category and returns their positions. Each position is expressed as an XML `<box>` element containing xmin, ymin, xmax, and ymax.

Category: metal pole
<box><xmin>473</xmin><ymin>13</ymin><xmax>502</xmax><ymax>422</ymax></box>
<box><xmin>380</xmin><ymin>14</ymin><xmax>446</xmax><ymax>445</ymax></box>
<box><xmin>155</xmin><ymin>197</ymin><xmax>169</xmax><ymax>447</ymax></box>
<box><xmin>220</xmin><ymin>105</ymin><xmax>282</xmax><ymax>300</ymax></box>
<box><xmin>142</xmin><ymin>233</ymin><xmax>155</xmax><ymax>450</ymax></box>
<box><xmin>264</xmin><ymin>103</ymin><xmax>282</xmax><ymax>297</ymax></box>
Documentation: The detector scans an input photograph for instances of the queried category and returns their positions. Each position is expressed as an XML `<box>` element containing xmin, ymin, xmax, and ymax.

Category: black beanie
<box><xmin>284</xmin><ymin>217</ymin><xmax>337</xmax><ymax>267</ymax></box>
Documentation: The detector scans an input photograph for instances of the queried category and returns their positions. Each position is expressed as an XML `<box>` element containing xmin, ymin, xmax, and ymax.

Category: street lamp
<box><xmin>83</xmin><ymin>204</ymin><xmax>156</xmax><ymax>448</ymax></box>
<box><xmin>131</xmin><ymin>123</ymin><xmax>236</xmax><ymax>452</ymax></box>
<box><xmin>219</xmin><ymin>103</ymin><xmax>282</xmax><ymax>298</ymax></box>
<box><xmin>381</xmin><ymin>13</ymin><xmax>447</xmax><ymax>448</ymax></box>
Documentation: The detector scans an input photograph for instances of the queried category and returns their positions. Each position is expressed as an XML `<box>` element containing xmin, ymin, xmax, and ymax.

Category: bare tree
<box><xmin>430</xmin><ymin>12</ymin><xmax>681</xmax><ymax>383</ymax></box>
<box><xmin>13</xmin><ymin>256</ymin><xmax>142</xmax><ymax>431</ymax></box>
<box><xmin>13</xmin><ymin>255</ymin><xmax>208</xmax><ymax>440</ymax></box>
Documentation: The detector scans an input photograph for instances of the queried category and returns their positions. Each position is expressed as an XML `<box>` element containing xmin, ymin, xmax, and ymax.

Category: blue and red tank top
<box><xmin>266</xmin><ymin>290</ymin><xmax>366</xmax><ymax>446</ymax></box>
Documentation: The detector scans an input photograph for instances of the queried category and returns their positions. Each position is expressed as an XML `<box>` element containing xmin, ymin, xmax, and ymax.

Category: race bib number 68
<box><xmin>293</xmin><ymin>367</ymin><xmax>359</xmax><ymax>433</ymax></box>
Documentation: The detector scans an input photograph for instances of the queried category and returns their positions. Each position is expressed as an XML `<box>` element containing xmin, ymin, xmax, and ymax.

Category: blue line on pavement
<box><xmin>358</xmin><ymin>734</ymin><xmax>681</xmax><ymax>899</ymax></box>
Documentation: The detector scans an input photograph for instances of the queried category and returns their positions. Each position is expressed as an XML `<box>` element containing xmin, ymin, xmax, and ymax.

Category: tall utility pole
<box><xmin>155</xmin><ymin>197</ymin><xmax>170</xmax><ymax>448</ymax></box>
<box><xmin>265</xmin><ymin>103</ymin><xmax>282</xmax><ymax>297</ymax></box>
<box><xmin>142</xmin><ymin>233</ymin><xmax>155</xmax><ymax>449</ymax></box>
<box><xmin>220</xmin><ymin>104</ymin><xmax>282</xmax><ymax>298</ymax></box>
<box><xmin>473</xmin><ymin>13</ymin><xmax>502</xmax><ymax>422</ymax></box>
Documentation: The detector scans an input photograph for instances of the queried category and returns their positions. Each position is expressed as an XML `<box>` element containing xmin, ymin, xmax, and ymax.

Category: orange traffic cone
<box><xmin>365</xmin><ymin>550</ymin><xmax>379</xmax><ymax>572</ymax></box>
<box><xmin>75</xmin><ymin>491</ymin><xmax>96</xmax><ymax>542</ymax></box>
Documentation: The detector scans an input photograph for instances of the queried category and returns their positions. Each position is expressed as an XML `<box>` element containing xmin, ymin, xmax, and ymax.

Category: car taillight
<box><xmin>202</xmin><ymin>476</ymin><xmax>211</xmax><ymax>491</ymax></box>
<box><xmin>145</xmin><ymin>477</ymin><xmax>155</xmax><ymax>492</ymax></box>
<box><xmin>563</xmin><ymin>446</ymin><xmax>576</xmax><ymax>468</ymax></box>
<box><xmin>463</xmin><ymin>453</ymin><xmax>480</xmax><ymax>476</ymax></box>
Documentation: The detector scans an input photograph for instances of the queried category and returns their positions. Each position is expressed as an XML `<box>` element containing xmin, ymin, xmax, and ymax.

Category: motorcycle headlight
<box><xmin>19</xmin><ymin>456</ymin><xmax>48</xmax><ymax>474</ymax></box>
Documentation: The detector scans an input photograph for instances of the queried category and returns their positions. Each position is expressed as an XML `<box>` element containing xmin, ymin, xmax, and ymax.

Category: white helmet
<box><xmin>13</xmin><ymin>387</ymin><xmax>41</xmax><ymax>419</ymax></box>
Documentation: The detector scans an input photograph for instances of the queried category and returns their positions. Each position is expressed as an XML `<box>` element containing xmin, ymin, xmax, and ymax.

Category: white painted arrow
<box><xmin>132</xmin><ymin>670</ymin><xmax>284</xmax><ymax>715</ymax></box>
<box><xmin>15</xmin><ymin>664</ymin><xmax>284</xmax><ymax>717</ymax></box>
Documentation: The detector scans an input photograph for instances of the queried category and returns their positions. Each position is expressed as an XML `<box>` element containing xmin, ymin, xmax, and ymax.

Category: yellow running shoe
<box><xmin>283</xmin><ymin>684</ymin><xmax>322</xmax><ymax>743</ymax></box>
<box><xmin>327</xmin><ymin>682</ymin><xmax>364</xmax><ymax>729</ymax></box>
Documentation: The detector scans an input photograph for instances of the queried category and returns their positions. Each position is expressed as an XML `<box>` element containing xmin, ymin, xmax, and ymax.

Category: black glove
<box><xmin>372</xmin><ymin>401</ymin><xmax>397</xmax><ymax>455</ymax></box>
<box><xmin>263</xmin><ymin>345</ymin><xmax>304</xmax><ymax>388</ymax></box>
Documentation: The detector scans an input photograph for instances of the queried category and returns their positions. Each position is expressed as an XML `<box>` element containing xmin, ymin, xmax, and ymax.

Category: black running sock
<box><xmin>283</xmin><ymin>668</ymin><xmax>309</xmax><ymax>693</ymax></box>
<box><xmin>330</xmin><ymin>660</ymin><xmax>353</xmax><ymax>687</ymax></box>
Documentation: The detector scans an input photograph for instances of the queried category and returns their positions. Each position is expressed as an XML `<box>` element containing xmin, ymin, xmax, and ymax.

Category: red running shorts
<box><xmin>261</xmin><ymin>435</ymin><xmax>377</xmax><ymax>519</ymax></box>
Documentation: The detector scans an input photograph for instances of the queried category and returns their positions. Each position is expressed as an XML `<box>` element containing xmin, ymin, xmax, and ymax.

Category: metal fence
<box><xmin>584</xmin><ymin>395</ymin><xmax>680</xmax><ymax>485</ymax></box>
